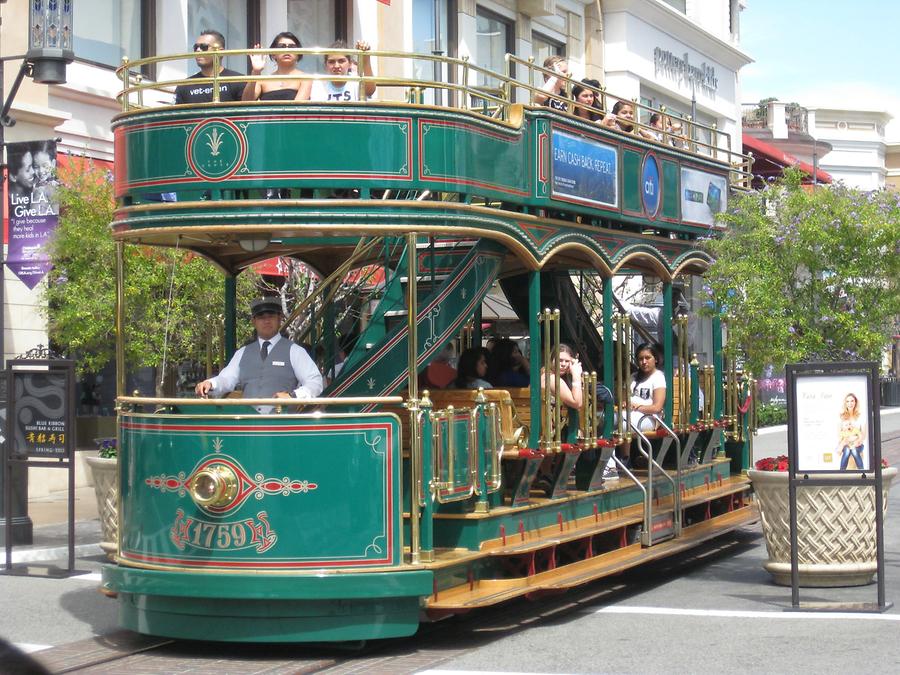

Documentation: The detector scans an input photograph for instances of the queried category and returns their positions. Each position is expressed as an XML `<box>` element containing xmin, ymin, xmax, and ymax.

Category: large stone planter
<box><xmin>749</xmin><ymin>467</ymin><xmax>896</xmax><ymax>587</ymax></box>
<box><xmin>86</xmin><ymin>455</ymin><xmax>118</xmax><ymax>558</ymax></box>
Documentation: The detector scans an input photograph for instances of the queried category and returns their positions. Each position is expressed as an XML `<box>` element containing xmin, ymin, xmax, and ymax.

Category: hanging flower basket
<box><xmin>749</xmin><ymin>458</ymin><xmax>895</xmax><ymax>587</ymax></box>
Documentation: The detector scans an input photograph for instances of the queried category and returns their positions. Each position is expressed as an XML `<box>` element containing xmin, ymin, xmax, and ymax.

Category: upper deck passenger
<box><xmin>534</xmin><ymin>56</ymin><xmax>569</xmax><ymax>112</ymax></box>
<box><xmin>571</xmin><ymin>79</ymin><xmax>603</xmax><ymax>122</ymax></box>
<box><xmin>174</xmin><ymin>30</ymin><xmax>246</xmax><ymax>104</ymax></box>
<box><xmin>243</xmin><ymin>31</ymin><xmax>312</xmax><ymax>102</ymax></box>
<box><xmin>310</xmin><ymin>40</ymin><xmax>377</xmax><ymax>102</ymax></box>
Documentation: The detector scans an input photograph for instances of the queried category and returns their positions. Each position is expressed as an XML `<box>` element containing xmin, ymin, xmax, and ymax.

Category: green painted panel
<box><xmin>118</xmin><ymin>412</ymin><xmax>401</xmax><ymax>569</ymax></box>
<box><xmin>419</xmin><ymin>120</ymin><xmax>527</xmax><ymax>197</ymax></box>
<box><xmin>117</xmin><ymin>114</ymin><xmax>412</xmax><ymax>194</ymax></box>
<box><xmin>662</xmin><ymin>159</ymin><xmax>680</xmax><ymax>220</ymax></box>
<box><xmin>622</xmin><ymin>149</ymin><xmax>643</xmax><ymax>213</ymax></box>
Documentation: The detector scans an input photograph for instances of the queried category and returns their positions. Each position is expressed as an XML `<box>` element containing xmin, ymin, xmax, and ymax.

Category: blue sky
<box><xmin>738</xmin><ymin>0</ymin><xmax>900</xmax><ymax>139</ymax></box>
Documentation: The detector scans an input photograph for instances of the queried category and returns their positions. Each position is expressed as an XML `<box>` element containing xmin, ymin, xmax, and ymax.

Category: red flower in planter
<box><xmin>754</xmin><ymin>455</ymin><xmax>789</xmax><ymax>471</ymax></box>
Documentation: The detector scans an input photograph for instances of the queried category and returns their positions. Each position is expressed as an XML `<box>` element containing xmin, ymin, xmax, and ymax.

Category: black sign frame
<box><xmin>785</xmin><ymin>361</ymin><xmax>890</xmax><ymax>612</ymax></box>
<box><xmin>4</xmin><ymin>357</ymin><xmax>78</xmax><ymax>575</ymax></box>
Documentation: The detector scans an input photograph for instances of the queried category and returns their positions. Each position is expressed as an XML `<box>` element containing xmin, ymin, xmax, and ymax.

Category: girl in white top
<box><xmin>629</xmin><ymin>342</ymin><xmax>667</xmax><ymax>432</ymax></box>
<box><xmin>607</xmin><ymin>342</ymin><xmax>666</xmax><ymax>477</ymax></box>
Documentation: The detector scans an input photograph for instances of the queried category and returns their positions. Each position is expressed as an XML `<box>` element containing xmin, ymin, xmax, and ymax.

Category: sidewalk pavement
<box><xmin>10</xmin><ymin>486</ymin><xmax>103</xmax><ymax>565</ymax></box>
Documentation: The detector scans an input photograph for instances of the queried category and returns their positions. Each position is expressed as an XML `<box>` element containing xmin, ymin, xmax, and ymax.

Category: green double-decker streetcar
<box><xmin>101</xmin><ymin>48</ymin><xmax>759</xmax><ymax>643</ymax></box>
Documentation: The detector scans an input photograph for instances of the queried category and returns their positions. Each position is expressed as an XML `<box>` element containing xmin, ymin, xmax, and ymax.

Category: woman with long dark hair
<box><xmin>606</xmin><ymin>342</ymin><xmax>666</xmax><ymax>479</ymax></box>
<box><xmin>243</xmin><ymin>31</ymin><xmax>311</xmax><ymax>101</ymax></box>
<box><xmin>454</xmin><ymin>347</ymin><xmax>492</xmax><ymax>389</ymax></box>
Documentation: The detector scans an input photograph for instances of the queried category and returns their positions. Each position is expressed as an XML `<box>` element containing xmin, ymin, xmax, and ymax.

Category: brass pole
<box><xmin>115</xmin><ymin>241</ymin><xmax>126</xmax><ymax>399</ymax></box>
<box><xmin>406</xmin><ymin>232</ymin><xmax>422</xmax><ymax>563</ymax></box>
<box><xmin>541</xmin><ymin>309</ymin><xmax>551</xmax><ymax>452</ymax></box>
<box><xmin>553</xmin><ymin>309</ymin><xmax>561</xmax><ymax>451</ymax></box>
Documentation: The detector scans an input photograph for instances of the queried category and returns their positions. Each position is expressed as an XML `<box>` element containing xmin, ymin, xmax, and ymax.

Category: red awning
<box><xmin>742</xmin><ymin>134</ymin><xmax>832</xmax><ymax>184</ymax></box>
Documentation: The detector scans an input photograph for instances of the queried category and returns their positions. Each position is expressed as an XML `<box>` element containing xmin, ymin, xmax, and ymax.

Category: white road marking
<box><xmin>10</xmin><ymin>542</ymin><xmax>102</xmax><ymax>564</ymax></box>
<box><xmin>70</xmin><ymin>572</ymin><xmax>103</xmax><ymax>582</ymax></box>
<box><xmin>15</xmin><ymin>643</ymin><xmax>52</xmax><ymax>654</ymax></box>
<box><xmin>594</xmin><ymin>605</ymin><xmax>900</xmax><ymax>621</ymax></box>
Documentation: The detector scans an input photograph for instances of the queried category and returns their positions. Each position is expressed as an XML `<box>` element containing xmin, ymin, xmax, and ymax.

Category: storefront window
<box><xmin>287</xmin><ymin>0</ymin><xmax>338</xmax><ymax>73</ymax></box>
<box><xmin>187</xmin><ymin>0</ymin><xmax>249</xmax><ymax>73</ymax></box>
<box><xmin>475</xmin><ymin>9</ymin><xmax>511</xmax><ymax>88</ymax></box>
<box><xmin>413</xmin><ymin>0</ymin><xmax>451</xmax><ymax>103</ymax></box>
<box><xmin>532</xmin><ymin>33</ymin><xmax>564</xmax><ymax>69</ymax></box>
<box><xmin>74</xmin><ymin>0</ymin><xmax>143</xmax><ymax>67</ymax></box>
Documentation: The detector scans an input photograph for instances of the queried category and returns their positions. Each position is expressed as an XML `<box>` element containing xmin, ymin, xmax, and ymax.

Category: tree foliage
<box><xmin>703</xmin><ymin>169</ymin><xmax>900</xmax><ymax>375</ymax></box>
<box><xmin>43</xmin><ymin>160</ymin><xmax>260</xmax><ymax>389</ymax></box>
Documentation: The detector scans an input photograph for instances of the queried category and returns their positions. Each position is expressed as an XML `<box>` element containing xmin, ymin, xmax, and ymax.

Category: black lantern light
<box><xmin>27</xmin><ymin>0</ymin><xmax>75</xmax><ymax>85</ymax></box>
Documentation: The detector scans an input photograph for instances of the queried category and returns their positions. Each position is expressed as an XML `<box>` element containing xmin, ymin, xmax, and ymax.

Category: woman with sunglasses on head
<box><xmin>243</xmin><ymin>31</ymin><xmax>311</xmax><ymax>102</ymax></box>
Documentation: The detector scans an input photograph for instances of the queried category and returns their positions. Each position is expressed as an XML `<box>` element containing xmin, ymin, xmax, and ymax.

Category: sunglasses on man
<box><xmin>193</xmin><ymin>43</ymin><xmax>220</xmax><ymax>52</ymax></box>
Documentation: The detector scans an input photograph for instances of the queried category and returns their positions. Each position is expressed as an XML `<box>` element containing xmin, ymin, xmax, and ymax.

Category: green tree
<box><xmin>44</xmin><ymin>160</ymin><xmax>260</xmax><ymax>393</ymax></box>
<box><xmin>703</xmin><ymin>169</ymin><xmax>900</xmax><ymax>375</ymax></box>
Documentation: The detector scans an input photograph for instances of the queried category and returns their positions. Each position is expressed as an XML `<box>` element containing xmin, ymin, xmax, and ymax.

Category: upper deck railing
<box><xmin>115</xmin><ymin>47</ymin><xmax>751</xmax><ymax>188</ymax></box>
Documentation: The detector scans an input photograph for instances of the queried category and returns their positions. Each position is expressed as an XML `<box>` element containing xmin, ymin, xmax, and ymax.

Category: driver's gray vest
<box><xmin>238</xmin><ymin>338</ymin><xmax>297</xmax><ymax>398</ymax></box>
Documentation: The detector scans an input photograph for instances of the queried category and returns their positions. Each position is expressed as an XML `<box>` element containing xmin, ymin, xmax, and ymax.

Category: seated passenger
<box><xmin>669</xmin><ymin>120</ymin><xmax>689</xmax><ymax>149</ymax></box>
<box><xmin>420</xmin><ymin>342</ymin><xmax>457</xmax><ymax>390</ymax></box>
<box><xmin>571</xmin><ymin>79</ymin><xmax>603</xmax><ymax>122</ymax></box>
<box><xmin>606</xmin><ymin>342</ymin><xmax>666</xmax><ymax>478</ymax></box>
<box><xmin>194</xmin><ymin>297</ymin><xmax>323</xmax><ymax>412</ymax></box>
<box><xmin>454</xmin><ymin>347</ymin><xmax>492</xmax><ymax>390</ymax></box>
<box><xmin>534</xmin><ymin>56</ymin><xmax>569</xmax><ymax>112</ymax></box>
<box><xmin>243</xmin><ymin>32</ymin><xmax>311</xmax><ymax>102</ymax></box>
<box><xmin>601</xmin><ymin>100</ymin><xmax>636</xmax><ymax>133</ymax></box>
<box><xmin>310</xmin><ymin>40</ymin><xmax>376</xmax><ymax>101</ymax></box>
<box><xmin>647</xmin><ymin>113</ymin><xmax>665</xmax><ymax>141</ymax></box>
<box><xmin>540</xmin><ymin>343</ymin><xmax>584</xmax><ymax>412</ymax></box>
<box><xmin>489</xmin><ymin>338</ymin><xmax>530</xmax><ymax>387</ymax></box>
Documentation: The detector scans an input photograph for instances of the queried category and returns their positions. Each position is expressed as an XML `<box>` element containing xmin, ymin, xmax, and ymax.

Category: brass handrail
<box><xmin>117</xmin><ymin>395</ymin><xmax>403</xmax><ymax>407</ymax></box>
<box><xmin>114</xmin><ymin>47</ymin><xmax>752</xmax><ymax>185</ymax></box>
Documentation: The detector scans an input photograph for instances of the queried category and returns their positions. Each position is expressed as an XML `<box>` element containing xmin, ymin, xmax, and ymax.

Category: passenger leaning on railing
<box><xmin>571</xmin><ymin>79</ymin><xmax>604</xmax><ymax>122</ymax></box>
<box><xmin>243</xmin><ymin>31</ymin><xmax>311</xmax><ymax>102</ymax></box>
<box><xmin>310</xmin><ymin>40</ymin><xmax>377</xmax><ymax>102</ymax></box>
<box><xmin>174</xmin><ymin>30</ymin><xmax>246</xmax><ymax>104</ymax></box>
<box><xmin>534</xmin><ymin>55</ymin><xmax>569</xmax><ymax>112</ymax></box>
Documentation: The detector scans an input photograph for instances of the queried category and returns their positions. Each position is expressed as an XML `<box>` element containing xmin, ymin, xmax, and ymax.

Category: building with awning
<box><xmin>742</xmin><ymin>132</ymin><xmax>833</xmax><ymax>187</ymax></box>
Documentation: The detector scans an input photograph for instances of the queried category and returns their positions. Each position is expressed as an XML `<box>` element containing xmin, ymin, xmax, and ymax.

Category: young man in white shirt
<box><xmin>310</xmin><ymin>40</ymin><xmax>377</xmax><ymax>102</ymax></box>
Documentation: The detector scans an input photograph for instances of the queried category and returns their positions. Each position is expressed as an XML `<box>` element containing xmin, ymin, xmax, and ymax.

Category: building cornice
<box><xmin>601</xmin><ymin>0</ymin><xmax>753</xmax><ymax>70</ymax></box>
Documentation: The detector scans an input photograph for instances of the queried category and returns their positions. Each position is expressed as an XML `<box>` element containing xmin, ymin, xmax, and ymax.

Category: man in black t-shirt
<box><xmin>174</xmin><ymin>30</ymin><xmax>246</xmax><ymax>104</ymax></box>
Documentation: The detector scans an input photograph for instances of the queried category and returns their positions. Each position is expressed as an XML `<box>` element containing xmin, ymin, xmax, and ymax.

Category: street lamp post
<box><xmin>0</xmin><ymin>0</ymin><xmax>74</xmax><ymax>546</ymax></box>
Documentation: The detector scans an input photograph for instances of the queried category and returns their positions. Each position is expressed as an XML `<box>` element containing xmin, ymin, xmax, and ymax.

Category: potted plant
<box><xmin>749</xmin><ymin>455</ymin><xmax>896</xmax><ymax>587</ymax></box>
<box><xmin>86</xmin><ymin>437</ymin><xmax>118</xmax><ymax>558</ymax></box>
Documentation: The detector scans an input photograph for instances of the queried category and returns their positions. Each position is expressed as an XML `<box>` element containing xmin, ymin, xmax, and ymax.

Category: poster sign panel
<box><xmin>680</xmin><ymin>166</ymin><xmax>727</xmax><ymax>227</ymax></box>
<box><xmin>8</xmin><ymin>363</ymin><xmax>73</xmax><ymax>459</ymax></box>
<box><xmin>787</xmin><ymin>364</ymin><xmax>875</xmax><ymax>473</ymax></box>
<box><xmin>5</xmin><ymin>140</ymin><xmax>59</xmax><ymax>289</ymax></box>
<box><xmin>551</xmin><ymin>129</ymin><xmax>618</xmax><ymax>208</ymax></box>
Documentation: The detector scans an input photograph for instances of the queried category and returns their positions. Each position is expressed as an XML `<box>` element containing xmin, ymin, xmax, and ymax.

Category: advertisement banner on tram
<box><xmin>5</xmin><ymin>139</ymin><xmax>58</xmax><ymax>289</ymax></box>
<box><xmin>551</xmin><ymin>129</ymin><xmax>618</xmax><ymax>208</ymax></box>
<box><xmin>680</xmin><ymin>166</ymin><xmax>727</xmax><ymax>227</ymax></box>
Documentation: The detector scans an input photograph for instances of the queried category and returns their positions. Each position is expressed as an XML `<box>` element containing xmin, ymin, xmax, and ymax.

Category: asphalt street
<box><xmin>1</xmin><ymin>411</ymin><xmax>899</xmax><ymax>673</ymax></box>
